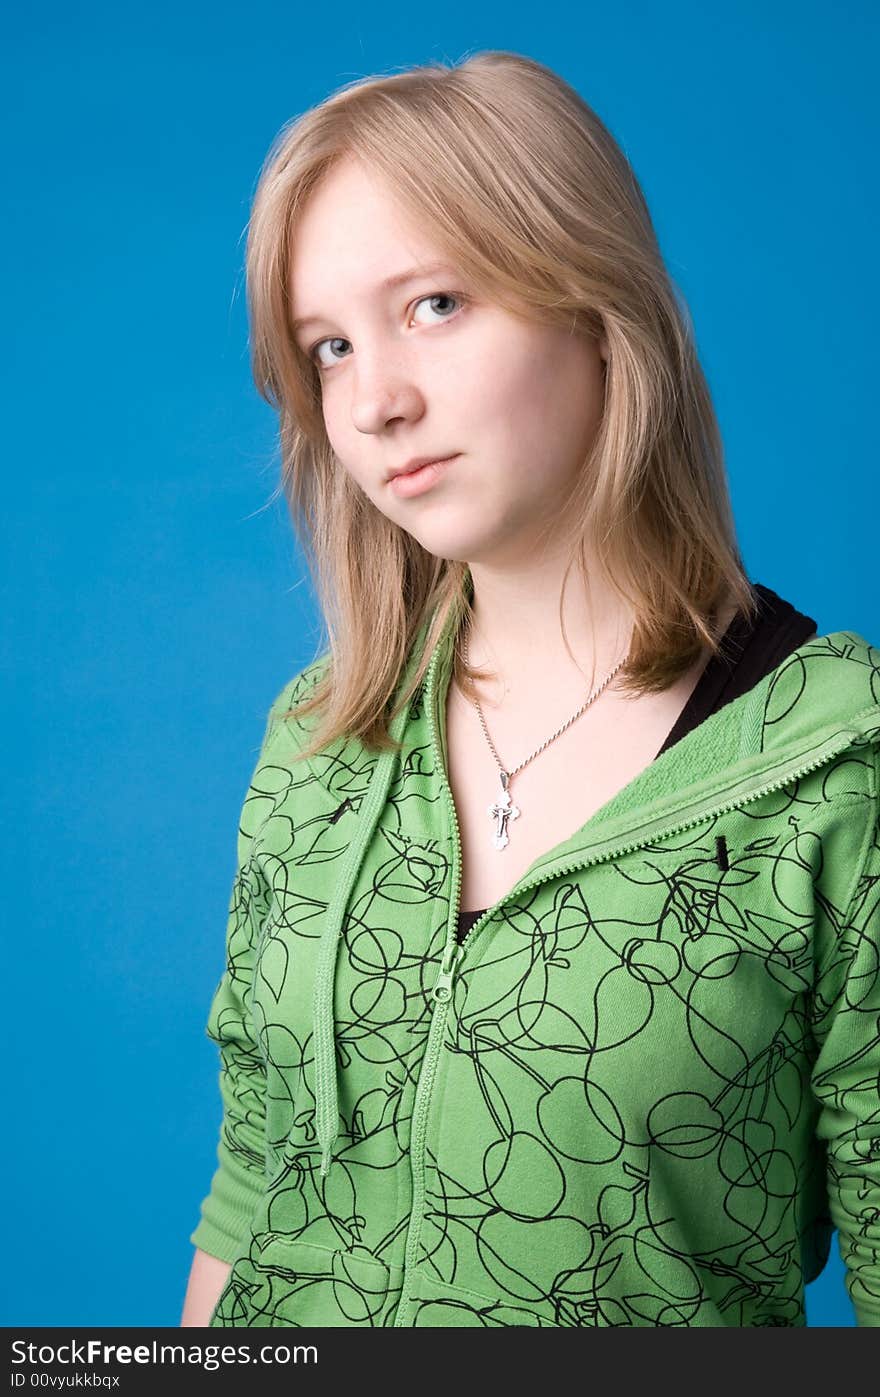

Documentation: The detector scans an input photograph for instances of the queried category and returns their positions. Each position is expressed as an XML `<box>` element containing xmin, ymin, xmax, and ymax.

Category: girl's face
<box><xmin>290</xmin><ymin>155</ymin><xmax>608</xmax><ymax>566</ymax></box>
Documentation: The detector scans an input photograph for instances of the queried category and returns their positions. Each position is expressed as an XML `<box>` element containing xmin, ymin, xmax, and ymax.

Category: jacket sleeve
<box><xmin>810</xmin><ymin>776</ymin><xmax>880</xmax><ymax>1327</ymax></box>
<box><xmin>188</xmin><ymin>688</ymin><xmax>295</xmax><ymax>1264</ymax></box>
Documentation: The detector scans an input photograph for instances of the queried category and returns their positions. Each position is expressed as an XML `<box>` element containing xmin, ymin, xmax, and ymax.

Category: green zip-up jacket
<box><xmin>190</xmin><ymin>606</ymin><xmax>880</xmax><ymax>1327</ymax></box>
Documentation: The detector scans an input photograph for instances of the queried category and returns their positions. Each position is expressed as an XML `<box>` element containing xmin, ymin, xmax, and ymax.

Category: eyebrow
<box><xmin>291</xmin><ymin>262</ymin><xmax>460</xmax><ymax>335</ymax></box>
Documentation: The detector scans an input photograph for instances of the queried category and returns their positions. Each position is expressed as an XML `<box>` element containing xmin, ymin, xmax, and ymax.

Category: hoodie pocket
<box><xmin>209</xmin><ymin>1238</ymin><xmax>405</xmax><ymax>1327</ymax></box>
<box><xmin>405</xmin><ymin>1269</ymin><xmax>543</xmax><ymax>1326</ymax></box>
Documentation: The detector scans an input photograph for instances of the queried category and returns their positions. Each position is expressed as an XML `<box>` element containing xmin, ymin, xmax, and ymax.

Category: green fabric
<box><xmin>191</xmin><ymin>609</ymin><xmax>880</xmax><ymax>1327</ymax></box>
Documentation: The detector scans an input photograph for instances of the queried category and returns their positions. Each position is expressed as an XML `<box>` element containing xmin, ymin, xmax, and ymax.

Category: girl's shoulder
<box><xmin>265</xmin><ymin>651</ymin><xmax>331</xmax><ymax>735</ymax></box>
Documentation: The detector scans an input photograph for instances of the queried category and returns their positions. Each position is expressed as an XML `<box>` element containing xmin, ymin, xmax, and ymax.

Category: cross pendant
<box><xmin>487</xmin><ymin>770</ymin><xmax>521</xmax><ymax>850</ymax></box>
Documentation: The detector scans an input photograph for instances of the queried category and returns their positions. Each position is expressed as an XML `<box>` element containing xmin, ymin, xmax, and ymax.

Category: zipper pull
<box><xmin>433</xmin><ymin>942</ymin><xmax>465</xmax><ymax>1004</ymax></box>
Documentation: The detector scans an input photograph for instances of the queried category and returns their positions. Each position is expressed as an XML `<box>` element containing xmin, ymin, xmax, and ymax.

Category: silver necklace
<box><xmin>461</xmin><ymin>618</ymin><xmax>631</xmax><ymax>851</ymax></box>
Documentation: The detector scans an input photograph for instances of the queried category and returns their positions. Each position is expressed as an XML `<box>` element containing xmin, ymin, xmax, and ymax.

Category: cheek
<box><xmin>321</xmin><ymin>412</ymin><xmax>367</xmax><ymax>490</ymax></box>
<box><xmin>468</xmin><ymin>336</ymin><xmax>564</xmax><ymax>438</ymax></box>
<box><xmin>507</xmin><ymin>349</ymin><xmax>603</xmax><ymax>467</ymax></box>
<box><xmin>484</xmin><ymin>368</ymin><xmax>574</xmax><ymax>472</ymax></box>
<box><xmin>321</xmin><ymin>401</ymin><xmax>344</xmax><ymax>459</ymax></box>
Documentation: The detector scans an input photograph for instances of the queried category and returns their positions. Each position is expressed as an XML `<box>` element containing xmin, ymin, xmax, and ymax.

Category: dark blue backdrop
<box><xmin>4</xmin><ymin>0</ymin><xmax>876</xmax><ymax>1326</ymax></box>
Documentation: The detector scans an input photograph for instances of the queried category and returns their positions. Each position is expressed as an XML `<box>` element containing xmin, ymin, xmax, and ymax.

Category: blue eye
<box><xmin>311</xmin><ymin>336</ymin><xmax>350</xmax><ymax>370</ymax></box>
<box><xmin>309</xmin><ymin>291</ymin><xmax>467</xmax><ymax>371</ymax></box>
<box><xmin>411</xmin><ymin>292</ymin><xmax>462</xmax><ymax>325</ymax></box>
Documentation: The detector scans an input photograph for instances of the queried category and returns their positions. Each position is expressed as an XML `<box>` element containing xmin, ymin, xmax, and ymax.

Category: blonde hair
<box><xmin>244</xmin><ymin>49</ymin><xmax>760</xmax><ymax>760</ymax></box>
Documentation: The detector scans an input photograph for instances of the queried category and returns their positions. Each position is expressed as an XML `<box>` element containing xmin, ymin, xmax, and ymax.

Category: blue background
<box><xmin>3</xmin><ymin>1</ymin><xmax>876</xmax><ymax>1326</ymax></box>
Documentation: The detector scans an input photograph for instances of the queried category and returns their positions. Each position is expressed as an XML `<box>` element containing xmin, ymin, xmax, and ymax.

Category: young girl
<box><xmin>181</xmin><ymin>51</ymin><xmax>880</xmax><ymax>1328</ymax></box>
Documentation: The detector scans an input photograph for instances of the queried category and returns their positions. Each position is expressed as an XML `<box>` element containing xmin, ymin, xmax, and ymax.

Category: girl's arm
<box><xmin>180</xmin><ymin>1248</ymin><xmax>232</xmax><ymax>1326</ymax></box>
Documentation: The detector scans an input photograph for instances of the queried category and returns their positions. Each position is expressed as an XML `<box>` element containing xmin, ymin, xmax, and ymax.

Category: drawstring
<box><xmin>312</xmin><ymin>619</ymin><xmax>437</xmax><ymax>1180</ymax></box>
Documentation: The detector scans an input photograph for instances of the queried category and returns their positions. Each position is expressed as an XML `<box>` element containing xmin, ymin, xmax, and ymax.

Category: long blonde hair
<box><xmin>244</xmin><ymin>49</ymin><xmax>760</xmax><ymax>760</ymax></box>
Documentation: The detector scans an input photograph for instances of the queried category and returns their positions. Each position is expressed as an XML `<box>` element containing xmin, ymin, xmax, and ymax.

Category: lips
<box><xmin>387</xmin><ymin>454</ymin><xmax>459</xmax><ymax>498</ymax></box>
<box><xmin>388</xmin><ymin>454</ymin><xmax>458</xmax><ymax>481</ymax></box>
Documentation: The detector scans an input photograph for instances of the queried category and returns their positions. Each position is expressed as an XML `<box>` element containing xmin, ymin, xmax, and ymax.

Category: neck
<box><xmin>461</xmin><ymin>552</ymin><xmax>635</xmax><ymax>704</ymax></box>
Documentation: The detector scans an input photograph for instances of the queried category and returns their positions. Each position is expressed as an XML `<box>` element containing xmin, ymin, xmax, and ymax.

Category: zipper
<box><xmin>433</xmin><ymin>939</ymin><xmax>465</xmax><ymax>1003</ymax></box>
<box><xmin>393</xmin><ymin>966</ymin><xmax>455</xmax><ymax>1325</ymax></box>
<box><xmin>391</xmin><ymin>645</ymin><xmax>879</xmax><ymax>1323</ymax></box>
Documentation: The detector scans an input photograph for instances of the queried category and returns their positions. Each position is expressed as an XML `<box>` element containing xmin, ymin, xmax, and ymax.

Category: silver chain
<box><xmin>462</xmin><ymin>616</ymin><xmax>631</xmax><ymax>781</ymax></box>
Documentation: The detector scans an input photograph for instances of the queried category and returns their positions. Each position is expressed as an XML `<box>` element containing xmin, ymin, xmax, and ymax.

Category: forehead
<box><xmin>290</xmin><ymin>158</ymin><xmax>457</xmax><ymax>320</ymax></box>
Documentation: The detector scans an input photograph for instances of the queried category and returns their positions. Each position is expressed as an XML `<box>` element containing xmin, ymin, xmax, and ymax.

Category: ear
<box><xmin>598</xmin><ymin>332</ymin><xmax>609</xmax><ymax>364</ymax></box>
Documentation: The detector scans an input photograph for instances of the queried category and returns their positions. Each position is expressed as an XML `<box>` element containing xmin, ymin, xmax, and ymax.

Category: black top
<box><xmin>455</xmin><ymin>583</ymin><xmax>818</xmax><ymax>942</ymax></box>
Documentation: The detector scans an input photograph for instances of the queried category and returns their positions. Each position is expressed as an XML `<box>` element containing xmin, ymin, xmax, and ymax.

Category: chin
<box><xmin>399</xmin><ymin>526</ymin><xmax>485</xmax><ymax>563</ymax></box>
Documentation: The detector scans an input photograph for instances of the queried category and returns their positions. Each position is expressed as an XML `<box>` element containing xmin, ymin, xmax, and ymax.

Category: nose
<box><xmin>349</xmin><ymin>346</ymin><xmax>425</xmax><ymax>435</ymax></box>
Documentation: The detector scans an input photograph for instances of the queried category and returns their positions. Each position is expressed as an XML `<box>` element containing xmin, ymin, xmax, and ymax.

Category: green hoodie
<box><xmin>190</xmin><ymin>603</ymin><xmax>880</xmax><ymax>1327</ymax></box>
